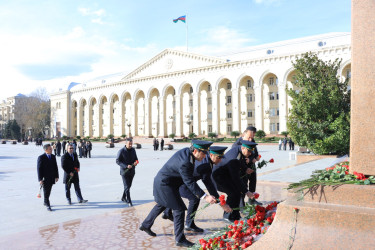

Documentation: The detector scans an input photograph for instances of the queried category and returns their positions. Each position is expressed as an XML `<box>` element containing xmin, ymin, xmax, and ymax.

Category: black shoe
<box><xmin>79</xmin><ymin>199</ymin><xmax>88</xmax><ymax>203</ymax></box>
<box><xmin>43</xmin><ymin>202</ymin><xmax>48</xmax><ymax>207</ymax></box>
<box><xmin>223</xmin><ymin>217</ymin><xmax>235</xmax><ymax>223</ymax></box>
<box><xmin>185</xmin><ymin>225</ymin><xmax>204</xmax><ymax>233</ymax></box>
<box><xmin>47</xmin><ymin>206</ymin><xmax>52</xmax><ymax>211</ymax></box>
<box><xmin>139</xmin><ymin>225</ymin><xmax>156</xmax><ymax>237</ymax></box>
<box><xmin>176</xmin><ymin>238</ymin><xmax>194</xmax><ymax>247</ymax></box>
<box><xmin>249</xmin><ymin>199</ymin><xmax>263</xmax><ymax>205</ymax></box>
<box><xmin>128</xmin><ymin>201</ymin><xmax>133</xmax><ymax>207</ymax></box>
<box><xmin>67</xmin><ymin>200</ymin><xmax>72</xmax><ymax>205</ymax></box>
<box><xmin>161</xmin><ymin>213</ymin><xmax>174</xmax><ymax>222</ymax></box>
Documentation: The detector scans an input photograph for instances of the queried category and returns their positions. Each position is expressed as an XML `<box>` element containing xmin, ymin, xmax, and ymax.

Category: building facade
<box><xmin>0</xmin><ymin>94</ymin><xmax>32</xmax><ymax>138</ymax></box>
<box><xmin>50</xmin><ymin>33</ymin><xmax>352</xmax><ymax>138</ymax></box>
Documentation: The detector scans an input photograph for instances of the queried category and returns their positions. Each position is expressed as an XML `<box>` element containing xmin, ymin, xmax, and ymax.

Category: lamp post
<box><xmin>127</xmin><ymin>122</ymin><xmax>132</xmax><ymax>138</ymax></box>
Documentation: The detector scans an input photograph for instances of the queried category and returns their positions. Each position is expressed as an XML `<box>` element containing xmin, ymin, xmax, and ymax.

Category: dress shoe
<box><xmin>176</xmin><ymin>238</ymin><xmax>194</xmax><ymax>247</ymax></box>
<box><xmin>223</xmin><ymin>217</ymin><xmax>235</xmax><ymax>223</ymax></box>
<box><xmin>185</xmin><ymin>224</ymin><xmax>204</xmax><ymax>233</ymax></box>
<box><xmin>161</xmin><ymin>213</ymin><xmax>174</xmax><ymax>222</ymax></box>
<box><xmin>67</xmin><ymin>200</ymin><xmax>72</xmax><ymax>205</ymax></box>
<box><xmin>79</xmin><ymin>199</ymin><xmax>88</xmax><ymax>203</ymax></box>
<box><xmin>249</xmin><ymin>199</ymin><xmax>263</xmax><ymax>205</ymax></box>
<box><xmin>139</xmin><ymin>225</ymin><xmax>156</xmax><ymax>237</ymax></box>
<box><xmin>47</xmin><ymin>206</ymin><xmax>52</xmax><ymax>211</ymax></box>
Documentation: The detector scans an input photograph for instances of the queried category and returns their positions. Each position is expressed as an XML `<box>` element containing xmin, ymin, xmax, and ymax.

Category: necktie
<box><xmin>47</xmin><ymin>154</ymin><xmax>51</xmax><ymax>160</ymax></box>
<box><xmin>71</xmin><ymin>154</ymin><xmax>74</xmax><ymax>161</ymax></box>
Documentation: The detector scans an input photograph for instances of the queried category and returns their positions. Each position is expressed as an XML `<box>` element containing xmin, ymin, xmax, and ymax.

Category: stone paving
<box><xmin>0</xmin><ymin>141</ymin><xmax>342</xmax><ymax>249</ymax></box>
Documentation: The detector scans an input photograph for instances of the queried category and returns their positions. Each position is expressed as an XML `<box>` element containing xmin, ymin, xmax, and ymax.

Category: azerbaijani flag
<box><xmin>173</xmin><ymin>15</ymin><xmax>186</xmax><ymax>23</ymax></box>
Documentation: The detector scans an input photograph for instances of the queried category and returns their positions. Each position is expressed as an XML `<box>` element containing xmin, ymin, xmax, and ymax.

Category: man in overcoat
<box><xmin>61</xmin><ymin>144</ymin><xmax>88</xmax><ymax>204</ymax></box>
<box><xmin>162</xmin><ymin>146</ymin><xmax>232</xmax><ymax>232</ymax></box>
<box><xmin>232</xmin><ymin>126</ymin><xmax>262</xmax><ymax>205</ymax></box>
<box><xmin>212</xmin><ymin>140</ymin><xmax>256</xmax><ymax>222</ymax></box>
<box><xmin>37</xmin><ymin>144</ymin><xmax>59</xmax><ymax>211</ymax></box>
<box><xmin>139</xmin><ymin>140</ymin><xmax>217</xmax><ymax>247</ymax></box>
<box><xmin>116</xmin><ymin>138</ymin><xmax>138</xmax><ymax>206</ymax></box>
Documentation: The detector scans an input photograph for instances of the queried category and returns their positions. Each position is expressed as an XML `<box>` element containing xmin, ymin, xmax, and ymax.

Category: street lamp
<box><xmin>127</xmin><ymin>122</ymin><xmax>132</xmax><ymax>138</ymax></box>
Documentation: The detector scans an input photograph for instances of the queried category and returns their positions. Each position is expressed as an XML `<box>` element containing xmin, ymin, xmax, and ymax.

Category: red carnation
<box><xmin>258</xmin><ymin>154</ymin><xmax>262</xmax><ymax>159</ymax></box>
<box><xmin>253</xmin><ymin>192</ymin><xmax>260</xmax><ymax>199</ymax></box>
<box><xmin>269</xmin><ymin>158</ymin><xmax>274</xmax><ymax>163</ymax></box>
<box><xmin>37</xmin><ymin>193</ymin><xmax>41</xmax><ymax>198</ymax></box>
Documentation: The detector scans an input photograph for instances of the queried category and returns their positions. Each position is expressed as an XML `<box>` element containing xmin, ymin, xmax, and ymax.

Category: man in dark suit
<box><xmin>162</xmin><ymin>146</ymin><xmax>232</xmax><ymax>232</ymax></box>
<box><xmin>61</xmin><ymin>144</ymin><xmax>88</xmax><ymax>205</ymax></box>
<box><xmin>160</xmin><ymin>138</ymin><xmax>164</xmax><ymax>151</ymax></box>
<box><xmin>116</xmin><ymin>138</ymin><xmax>138</xmax><ymax>206</ymax></box>
<box><xmin>56</xmin><ymin>140</ymin><xmax>62</xmax><ymax>156</ymax></box>
<box><xmin>62</xmin><ymin>140</ymin><xmax>67</xmax><ymax>154</ymax></box>
<box><xmin>37</xmin><ymin>144</ymin><xmax>59</xmax><ymax>211</ymax></box>
<box><xmin>212</xmin><ymin>140</ymin><xmax>256</xmax><ymax>222</ymax></box>
<box><xmin>139</xmin><ymin>140</ymin><xmax>217</xmax><ymax>247</ymax></box>
<box><xmin>232</xmin><ymin>126</ymin><xmax>262</xmax><ymax>205</ymax></box>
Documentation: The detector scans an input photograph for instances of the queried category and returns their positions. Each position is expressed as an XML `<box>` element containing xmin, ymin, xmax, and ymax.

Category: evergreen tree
<box><xmin>287</xmin><ymin>52</ymin><xmax>350</xmax><ymax>155</ymax></box>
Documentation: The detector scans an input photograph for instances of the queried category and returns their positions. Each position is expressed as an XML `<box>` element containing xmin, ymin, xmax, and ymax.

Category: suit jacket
<box><xmin>116</xmin><ymin>146</ymin><xmax>138</xmax><ymax>176</ymax></box>
<box><xmin>190</xmin><ymin>154</ymin><xmax>219</xmax><ymax>198</ymax></box>
<box><xmin>212</xmin><ymin>146</ymin><xmax>249</xmax><ymax>194</ymax></box>
<box><xmin>61</xmin><ymin>152</ymin><xmax>80</xmax><ymax>184</ymax></box>
<box><xmin>153</xmin><ymin>147</ymin><xmax>205</xmax><ymax>210</ymax></box>
<box><xmin>37</xmin><ymin>153</ymin><xmax>59</xmax><ymax>185</ymax></box>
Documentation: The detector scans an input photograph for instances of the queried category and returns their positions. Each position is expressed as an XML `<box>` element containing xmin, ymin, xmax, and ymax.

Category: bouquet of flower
<box><xmin>37</xmin><ymin>185</ymin><xmax>42</xmax><ymax>198</ymax></box>
<box><xmin>67</xmin><ymin>167</ymin><xmax>79</xmax><ymax>187</ymax></box>
<box><xmin>122</xmin><ymin>160</ymin><xmax>139</xmax><ymax>176</ymax></box>
<box><xmin>191</xmin><ymin>194</ymin><xmax>227</xmax><ymax>219</ymax></box>
<box><xmin>256</xmin><ymin>155</ymin><xmax>274</xmax><ymax>170</ymax></box>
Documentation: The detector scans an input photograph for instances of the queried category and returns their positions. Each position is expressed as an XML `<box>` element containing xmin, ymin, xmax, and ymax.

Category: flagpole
<box><xmin>186</xmin><ymin>14</ymin><xmax>188</xmax><ymax>52</ymax></box>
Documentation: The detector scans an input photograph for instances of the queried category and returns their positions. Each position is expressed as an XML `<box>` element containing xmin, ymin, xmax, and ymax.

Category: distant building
<box><xmin>50</xmin><ymin>33</ymin><xmax>351</xmax><ymax>138</ymax></box>
<box><xmin>0</xmin><ymin>94</ymin><xmax>31</xmax><ymax>138</ymax></box>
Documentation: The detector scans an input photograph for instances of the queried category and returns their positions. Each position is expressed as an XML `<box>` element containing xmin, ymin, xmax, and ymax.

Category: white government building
<box><xmin>50</xmin><ymin>32</ymin><xmax>351</xmax><ymax>138</ymax></box>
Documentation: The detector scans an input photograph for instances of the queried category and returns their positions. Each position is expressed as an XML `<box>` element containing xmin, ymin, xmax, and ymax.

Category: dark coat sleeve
<box><xmin>227</xmin><ymin>159</ymin><xmax>248</xmax><ymax>194</ymax></box>
<box><xmin>52</xmin><ymin>155</ymin><xmax>59</xmax><ymax>179</ymax></box>
<box><xmin>179</xmin><ymin>161</ymin><xmax>205</xmax><ymax>199</ymax></box>
<box><xmin>200</xmin><ymin>167</ymin><xmax>219</xmax><ymax>198</ymax></box>
<box><xmin>37</xmin><ymin>155</ymin><xmax>43</xmax><ymax>182</ymax></box>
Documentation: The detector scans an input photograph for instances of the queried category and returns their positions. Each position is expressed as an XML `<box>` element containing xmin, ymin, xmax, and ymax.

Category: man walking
<box><xmin>139</xmin><ymin>140</ymin><xmax>217</xmax><ymax>247</ymax></box>
<box><xmin>160</xmin><ymin>138</ymin><xmax>164</xmax><ymax>151</ymax></box>
<box><xmin>62</xmin><ymin>144</ymin><xmax>88</xmax><ymax>205</ymax></box>
<box><xmin>37</xmin><ymin>144</ymin><xmax>59</xmax><ymax>211</ymax></box>
<box><xmin>56</xmin><ymin>140</ymin><xmax>62</xmax><ymax>156</ymax></box>
<box><xmin>116</xmin><ymin>138</ymin><xmax>138</xmax><ymax>206</ymax></box>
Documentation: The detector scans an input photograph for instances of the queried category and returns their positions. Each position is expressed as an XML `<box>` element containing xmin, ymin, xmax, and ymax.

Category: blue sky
<box><xmin>0</xmin><ymin>0</ymin><xmax>351</xmax><ymax>101</ymax></box>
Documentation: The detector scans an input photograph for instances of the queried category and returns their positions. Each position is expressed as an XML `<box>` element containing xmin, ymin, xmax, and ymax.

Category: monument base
<box><xmin>251</xmin><ymin>184</ymin><xmax>375</xmax><ymax>249</ymax></box>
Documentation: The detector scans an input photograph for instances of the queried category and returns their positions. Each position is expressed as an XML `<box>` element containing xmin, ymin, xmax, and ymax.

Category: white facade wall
<box><xmin>50</xmin><ymin>33</ymin><xmax>352</xmax><ymax>138</ymax></box>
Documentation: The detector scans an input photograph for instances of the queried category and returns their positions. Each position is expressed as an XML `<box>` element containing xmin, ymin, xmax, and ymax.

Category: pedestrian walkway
<box><xmin>0</xmin><ymin>141</ymin><xmax>341</xmax><ymax>249</ymax></box>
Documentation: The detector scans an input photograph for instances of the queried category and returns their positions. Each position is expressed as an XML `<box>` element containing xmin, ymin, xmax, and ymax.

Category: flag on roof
<box><xmin>67</xmin><ymin>82</ymin><xmax>81</xmax><ymax>90</ymax></box>
<box><xmin>173</xmin><ymin>15</ymin><xmax>186</xmax><ymax>23</ymax></box>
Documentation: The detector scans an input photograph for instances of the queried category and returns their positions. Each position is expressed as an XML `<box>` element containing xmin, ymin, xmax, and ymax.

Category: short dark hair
<box><xmin>43</xmin><ymin>144</ymin><xmax>51</xmax><ymax>151</ymax></box>
<box><xmin>245</xmin><ymin>126</ymin><xmax>257</xmax><ymax>133</ymax></box>
<box><xmin>125</xmin><ymin>138</ymin><xmax>132</xmax><ymax>142</ymax></box>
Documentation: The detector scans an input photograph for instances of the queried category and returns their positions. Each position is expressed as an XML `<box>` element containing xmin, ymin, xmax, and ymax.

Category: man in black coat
<box><xmin>212</xmin><ymin>140</ymin><xmax>256</xmax><ymax>222</ymax></box>
<box><xmin>56</xmin><ymin>140</ymin><xmax>62</xmax><ymax>156</ymax></box>
<box><xmin>37</xmin><ymin>144</ymin><xmax>59</xmax><ymax>211</ymax></box>
<box><xmin>162</xmin><ymin>146</ymin><xmax>232</xmax><ymax>232</ymax></box>
<box><xmin>62</xmin><ymin>140</ymin><xmax>67</xmax><ymax>154</ymax></box>
<box><xmin>139</xmin><ymin>140</ymin><xmax>217</xmax><ymax>247</ymax></box>
<box><xmin>232</xmin><ymin>126</ymin><xmax>262</xmax><ymax>205</ymax></box>
<box><xmin>160</xmin><ymin>138</ymin><xmax>164</xmax><ymax>151</ymax></box>
<box><xmin>116</xmin><ymin>138</ymin><xmax>138</xmax><ymax>206</ymax></box>
<box><xmin>61</xmin><ymin>144</ymin><xmax>88</xmax><ymax>205</ymax></box>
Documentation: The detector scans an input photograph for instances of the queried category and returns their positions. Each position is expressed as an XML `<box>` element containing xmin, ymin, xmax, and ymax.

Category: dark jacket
<box><xmin>116</xmin><ymin>146</ymin><xmax>138</xmax><ymax>176</ymax></box>
<box><xmin>37</xmin><ymin>154</ymin><xmax>59</xmax><ymax>184</ymax></box>
<box><xmin>153</xmin><ymin>147</ymin><xmax>205</xmax><ymax>210</ymax></box>
<box><xmin>212</xmin><ymin>146</ymin><xmax>250</xmax><ymax>195</ymax></box>
<box><xmin>56</xmin><ymin>142</ymin><xmax>61</xmax><ymax>150</ymax></box>
<box><xmin>61</xmin><ymin>152</ymin><xmax>80</xmax><ymax>184</ymax></box>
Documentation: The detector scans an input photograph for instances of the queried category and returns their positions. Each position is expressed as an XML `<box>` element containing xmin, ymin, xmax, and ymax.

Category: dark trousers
<box><xmin>121</xmin><ymin>173</ymin><xmax>135</xmax><ymax>203</ymax></box>
<box><xmin>79</xmin><ymin>148</ymin><xmax>82</xmax><ymax>157</ymax></box>
<box><xmin>43</xmin><ymin>182</ymin><xmax>53</xmax><ymax>206</ymax></box>
<box><xmin>142</xmin><ymin>203</ymin><xmax>186</xmax><ymax>242</ymax></box>
<box><xmin>65</xmin><ymin>181</ymin><xmax>84</xmax><ymax>201</ymax></box>
<box><xmin>57</xmin><ymin>148</ymin><xmax>61</xmax><ymax>156</ymax></box>
<box><xmin>87</xmin><ymin>150</ymin><xmax>91</xmax><ymax>158</ymax></box>
<box><xmin>217</xmin><ymin>183</ymin><xmax>241</xmax><ymax>220</ymax></box>
<box><xmin>62</xmin><ymin>147</ymin><xmax>66</xmax><ymax>154</ymax></box>
<box><xmin>164</xmin><ymin>196</ymin><xmax>200</xmax><ymax>227</ymax></box>
<box><xmin>160</xmin><ymin>144</ymin><xmax>164</xmax><ymax>151</ymax></box>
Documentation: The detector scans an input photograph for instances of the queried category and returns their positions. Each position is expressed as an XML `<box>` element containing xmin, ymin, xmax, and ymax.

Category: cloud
<box><xmin>78</xmin><ymin>7</ymin><xmax>106</xmax><ymax>25</ymax></box>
